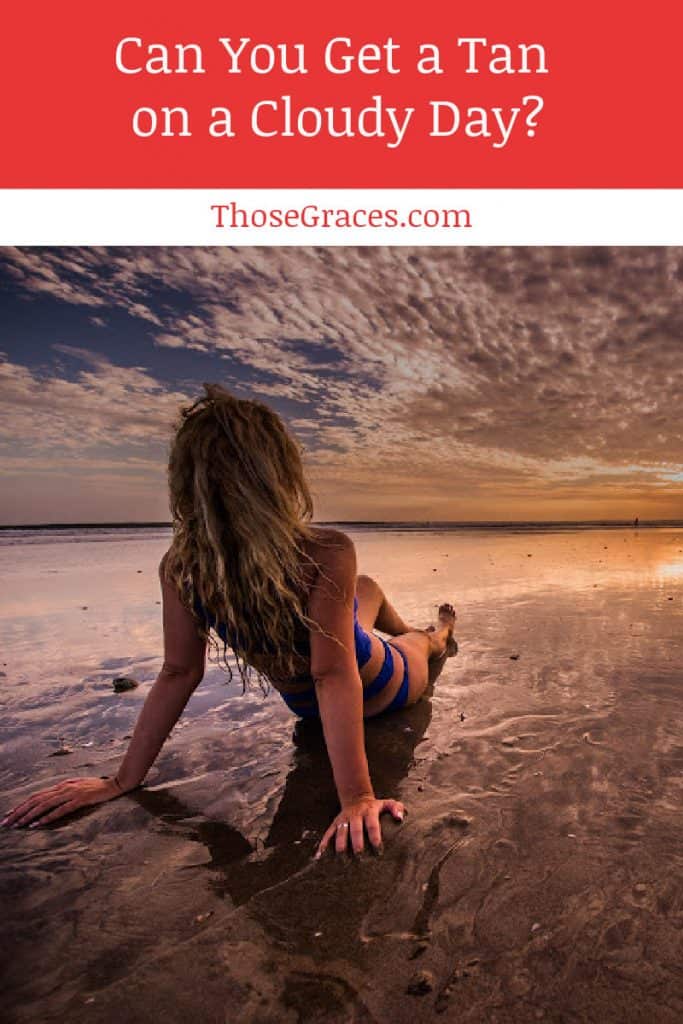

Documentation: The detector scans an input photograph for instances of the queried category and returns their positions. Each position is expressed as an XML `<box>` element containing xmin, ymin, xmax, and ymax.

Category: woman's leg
<box><xmin>391</xmin><ymin>603</ymin><xmax>456</xmax><ymax>661</ymax></box>
<box><xmin>355</xmin><ymin>574</ymin><xmax>415</xmax><ymax>635</ymax></box>
<box><xmin>392</xmin><ymin>603</ymin><xmax>457</xmax><ymax>703</ymax></box>
<box><xmin>363</xmin><ymin>604</ymin><xmax>457</xmax><ymax>715</ymax></box>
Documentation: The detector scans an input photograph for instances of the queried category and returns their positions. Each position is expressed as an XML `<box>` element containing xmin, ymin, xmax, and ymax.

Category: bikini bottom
<box><xmin>279</xmin><ymin>597</ymin><xmax>410</xmax><ymax>719</ymax></box>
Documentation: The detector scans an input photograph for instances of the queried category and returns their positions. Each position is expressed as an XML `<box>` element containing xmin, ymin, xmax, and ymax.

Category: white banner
<box><xmin>0</xmin><ymin>190</ymin><xmax>681</xmax><ymax>245</ymax></box>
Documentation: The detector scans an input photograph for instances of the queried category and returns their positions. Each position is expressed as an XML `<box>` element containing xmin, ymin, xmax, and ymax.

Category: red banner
<box><xmin>1</xmin><ymin>1</ymin><xmax>680</xmax><ymax>187</ymax></box>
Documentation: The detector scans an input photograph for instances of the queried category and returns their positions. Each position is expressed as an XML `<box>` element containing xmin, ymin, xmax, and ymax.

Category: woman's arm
<box><xmin>114</xmin><ymin>558</ymin><xmax>206</xmax><ymax>791</ymax></box>
<box><xmin>1</xmin><ymin>556</ymin><xmax>206</xmax><ymax>828</ymax></box>
<box><xmin>308</xmin><ymin>531</ymin><xmax>405</xmax><ymax>857</ymax></box>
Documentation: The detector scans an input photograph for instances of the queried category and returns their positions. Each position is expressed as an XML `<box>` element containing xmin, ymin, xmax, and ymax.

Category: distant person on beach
<box><xmin>2</xmin><ymin>385</ymin><xmax>457</xmax><ymax>856</ymax></box>
<box><xmin>634</xmin><ymin>517</ymin><xmax>639</xmax><ymax>528</ymax></box>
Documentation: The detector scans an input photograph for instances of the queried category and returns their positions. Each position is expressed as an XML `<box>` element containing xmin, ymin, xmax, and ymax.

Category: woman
<box><xmin>1</xmin><ymin>386</ymin><xmax>457</xmax><ymax>856</ymax></box>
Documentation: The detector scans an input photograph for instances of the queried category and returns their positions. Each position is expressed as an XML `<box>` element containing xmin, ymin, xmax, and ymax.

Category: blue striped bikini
<box><xmin>280</xmin><ymin>597</ymin><xmax>411</xmax><ymax>719</ymax></box>
<box><xmin>197</xmin><ymin>595</ymin><xmax>410</xmax><ymax>719</ymax></box>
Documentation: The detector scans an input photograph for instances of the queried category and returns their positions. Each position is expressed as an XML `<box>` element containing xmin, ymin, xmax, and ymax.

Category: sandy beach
<box><xmin>1</xmin><ymin>524</ymin><xmax>682</xmax><ymax>1023</ymax></box>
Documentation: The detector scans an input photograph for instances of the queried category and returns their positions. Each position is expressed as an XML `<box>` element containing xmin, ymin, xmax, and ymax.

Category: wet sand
<box><xmin>1</xmin><ymin>526</ymin><xmax>682</xmax><ymax>1023</ymax></box>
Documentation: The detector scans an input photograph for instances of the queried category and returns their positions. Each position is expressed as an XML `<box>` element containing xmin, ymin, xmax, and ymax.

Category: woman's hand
<box><xmin>1</xmin><ymin>776</ymin><xmax>125</xmax><ymax>829</ymax></box>
<box><xmin>315</xmin><ymin>796</ymin><xmax>407</xmax><ymax>858</ymax></box>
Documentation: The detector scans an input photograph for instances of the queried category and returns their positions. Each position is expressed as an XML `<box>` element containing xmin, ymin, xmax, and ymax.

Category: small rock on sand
<box><xmin>441</xmin><ymin>810</ymin><xmax>471</xmax><ymax>830</ymax></box>
<box><xmin>502</xmin><ymin>736</ymin><xmax>519</xmax><ymax>746</ymax></box>
<box><xmin>510</xmin><ymin>654</ymin><xmax>520</xmax><ymax>660</ymax></box>
<box><xmin>49</xmin><ymin>748</ymin><xmax>73</xmax><ymax>757</ymax></box>
<box><xmin>406</xmin><ymin>969</ymin><xmax>435</xmax><ymax>996</ymax></box>
<box><xmin>113</xmin><ymin>676</ymin><xmax>139</xmax><ymax>692</ymax></box>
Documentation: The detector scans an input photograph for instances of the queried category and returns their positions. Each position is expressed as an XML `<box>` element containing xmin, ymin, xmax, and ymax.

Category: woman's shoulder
<box><xmin>306</xmin><ymin>526</ymin><xmax>356</xmax><ymax>564</ymax></box>
<box><xmin>304</xmin><ymin>527</ymin><xmax>357</xmax><ymax>600</ymax></box>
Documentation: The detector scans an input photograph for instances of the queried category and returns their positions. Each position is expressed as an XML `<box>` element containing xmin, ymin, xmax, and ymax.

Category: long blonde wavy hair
<box><xmin>164</xmin><ymin>384</ymin><xmax>335</xmax><ymax>690</ymax></box>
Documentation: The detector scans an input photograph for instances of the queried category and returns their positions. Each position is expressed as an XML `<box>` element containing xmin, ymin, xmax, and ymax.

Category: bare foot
<box><xmin>423</xmin><ymin>603</ymin><xmax>458</xmax><ymax>658</ymax></box>
<box><xmin>438</xmin><ymin>602</ymin><xmax>457</xmax><ymax>628</ymax></box>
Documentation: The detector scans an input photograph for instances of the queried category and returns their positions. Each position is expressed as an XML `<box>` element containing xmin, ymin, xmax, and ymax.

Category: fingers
<box><xmin>365</xmin><ymin>807</ymin><xmax>383</xmax><ymax>852</ymax></box>
<box><xmin>2</xmin><ymin>794</ymin><xmax>53</xmax><ymax>827</ymax></box>
<box><xmin>349</xmin><ymin>817</ymin><xmax>364</xmax><ymax>855</ymax></box>
<box><xmin>11</xmin><ymin>792</ymin><xmax>75</xmax><ymax>828</ymax></box>
<box><xmin>2</xmin><ymin>782</ymin><xmax>84</xmax><ymax>828</ymax></box>
<box><xmin>315</xmin><ymin>800</ymin><xmax>407</xmax><ymax>860</ymax></box>
<box><xmin>315</xmin><ymin>822</ymin><xmax>337</xmax><ymax>859</ymax></box>
<box><xmin>335</xmin><ymin>820</ymin><xmax>351</xmax><ymax>854</ymax></box>
<box><xmin>2</xmin><ymin>788</ymin><xmax>64</xmax><ymax>827</ymax></box>
<box><xmin>2</xmin><ymin>777</ymin><xmax>117</xmax><ymax>831</ymax></box>
<box><xmin>382</xmin><ymin>799</ymin><xmax>406</xmax><ymax>822</ymax></box>
<box><xmin>30</xmin><ymin>800</ymin><xmax>80</xmax><ymax>827</ymax></box>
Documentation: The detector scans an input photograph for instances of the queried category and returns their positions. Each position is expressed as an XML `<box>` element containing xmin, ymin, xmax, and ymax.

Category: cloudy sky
<box><xmin>1</xmin><ymin>246</ymin><xmax>681</xmax><ymax>524</ymax></box>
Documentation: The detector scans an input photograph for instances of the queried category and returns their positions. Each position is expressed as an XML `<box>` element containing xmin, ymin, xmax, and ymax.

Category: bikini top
<box><xmin>194</xmin><ymin>595</ymin><xmax>372</xmax><ymax>671</ymax></box>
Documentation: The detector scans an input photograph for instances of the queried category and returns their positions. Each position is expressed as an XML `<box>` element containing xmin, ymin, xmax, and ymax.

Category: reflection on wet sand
<box><xmin>129</xmin><ymin>661</ymin><xmax>444</xmax><ymax>910</ymax></box>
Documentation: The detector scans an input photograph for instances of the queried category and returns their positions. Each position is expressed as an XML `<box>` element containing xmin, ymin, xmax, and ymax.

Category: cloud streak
<box><xmin>0</xmin><ymin>348</ymin><xmax>188</xmax><ymax>454</ymax></box>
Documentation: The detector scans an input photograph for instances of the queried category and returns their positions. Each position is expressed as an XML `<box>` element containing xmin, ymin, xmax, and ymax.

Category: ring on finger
<box><xmin>336</xmin><ymin>821</ymin><xmax>349</xmax><ymax>830</ymax></box>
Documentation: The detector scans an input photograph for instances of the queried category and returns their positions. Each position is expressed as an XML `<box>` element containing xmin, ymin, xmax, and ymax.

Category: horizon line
<box><xmin>2</xmin><ymin>518</ymin><xmax>682</xmax><ymax>531</ymax></box>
